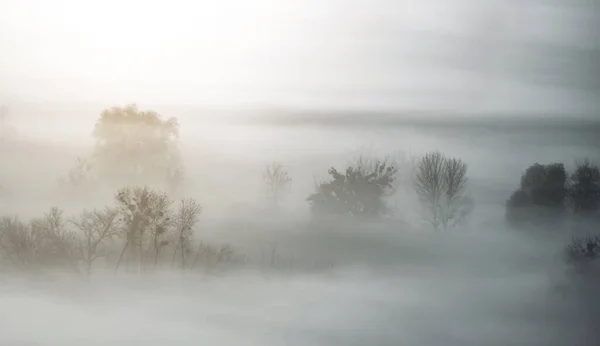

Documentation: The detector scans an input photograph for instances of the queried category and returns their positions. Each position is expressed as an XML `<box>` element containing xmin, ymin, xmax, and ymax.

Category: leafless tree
<box><xmin>113</xmin><ymin>186</ymin><xmax>173</xmax><ymax>274</ymax></box>
<box><xmin>414</xmin><ymin>151</ymin><xmax>472</xmax><ymax>230</ymax></box>
<box><xmin>171</xmin><ymin>198</ymin><xmax>202</xmax><ymax>269</ymax></box>
<box><xmin>0</xmin><ymin>210</ymin><xmax>79</xmax><ymax>272</ymax></box>
<box><xmin>0</xmin><ymin>216</ymin><xmax>44</xmax><ymax>269</ymax></box>
<box><xmin>70</xmin><ymin>207</ymin><xmax>119</xmax><ymax>277</ymax></box>
<box><xmin>58</xmin><ymin>156</ymin><xmax>96</xmax><ymax>191</ymax></box>
<box><xmin>192</xmin><ymin>242</ymin><xmax>245</xmax><ymax>272</ymax></box>
<box><xmin>263</xmin><ymin>162</ymin><xmax>292</xmax><ymax>207</ymax></box>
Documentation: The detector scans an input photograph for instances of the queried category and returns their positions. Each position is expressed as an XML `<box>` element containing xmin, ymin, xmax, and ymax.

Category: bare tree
<box><xmin>0</xmin><ymin>216</ymin><xmax>44</xmax><ymax>269</ymax></box>
<box><xmin>263</xmin><ymin>162</ymin><xmax>292</xmax><ymax>207</ymax></box>
<box><xmin>58</xmin><ymin>156</ymin><xmax>96</xmax><ymax>191</ymax></box>
<box><xmin>414</xmin><ymin>152</ymin><xmax>472</xmax><ymax>230</ymax></box>
<box><xmin>70</xmin><ymin>207</ymin><xmax>119</xmax><ymax>277</ymax></box>
<box><xmin>171</xmin><ymin>198</ymin><xmax>202</xmax><ymax>269</ymax></box>
<box><xmin>113</xmin><ymin>186</ymin><xmax>173</xmax><ymax>274</ymax></box>
<box><xmin>0</xmin><ymin>210</ymin><xmax>79</xmax><ymax>272</ymax></box>
<box><xmin>26</xmin><ymin>208</ymin><xmax>82</xmax><ymax>274</ymax></box>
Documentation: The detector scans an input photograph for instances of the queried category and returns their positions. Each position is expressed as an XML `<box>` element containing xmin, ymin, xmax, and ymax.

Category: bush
<box><xmin>565</xmin><ymin>234</ymin><xmax>600</xmax><ymax>273</ymax></box>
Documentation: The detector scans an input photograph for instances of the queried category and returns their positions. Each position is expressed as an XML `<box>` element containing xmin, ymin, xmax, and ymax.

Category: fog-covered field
<box><xmin>0</xmin><ymin>109</ymin><xmax>599</xmax><ymax>345</ymax></box>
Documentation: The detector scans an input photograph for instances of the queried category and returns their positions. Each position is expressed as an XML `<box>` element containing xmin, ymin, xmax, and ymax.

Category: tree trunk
<box><xmin>114</xmin><ymin>241</ymin><xmax>129</xmax><ymax>275</ymax></box>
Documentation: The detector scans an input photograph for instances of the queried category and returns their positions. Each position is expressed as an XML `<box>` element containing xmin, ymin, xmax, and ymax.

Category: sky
<box><xmin>1</xmin><ymin>0</ymin><xmax>599</xmax><ymax>115</ymax></box>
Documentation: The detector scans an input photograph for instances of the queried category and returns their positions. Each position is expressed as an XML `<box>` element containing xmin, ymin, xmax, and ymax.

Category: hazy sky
<box><xmin>1</xmin><ymin>0</ymin><xmax>599</xmax><ymax>115</ymax></box>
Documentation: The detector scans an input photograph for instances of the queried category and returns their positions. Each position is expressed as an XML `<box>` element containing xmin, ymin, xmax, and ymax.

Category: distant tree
<box><xmin>262</xmin><ymin>162</ymin><xmax>292</xmax><ymax>207</ymax></box>
<box><xmin>58</xmin><ymin>156</ymin><xmax>96</xmax><ymax>190</ymax></box>
<box><xmin>192</xmin><ymin>242</ymin><xmax>246</xmax><ymax>272</ymax></box>
<box><xmin>28</xmin><ymin>208</ymin><xmax>81</xmax><ymax>273</ymax></box>
<box><xmin>506</xmin><ymin>162</ymin><xmax>568</xmax><ymax>227</ymax></box>
<box><xmin>70</xmin><ymin>207</ymin><xmax>119</xmax><ymax>277</ymax></box>
<box><xmin>308</xmin><ymin>157</ymin><xmax>397</xmax><ymax>218</ymax></box>
<box><xmin>505</xmin><ymin>189</ymin><xmax>531</xmax><ymax>224</ymax></box>
<box><xmin>171</xmin><ymin>198</ymin><xmax>202</xmax><ymax>269</ymax></box>
<box><xmin>568</xmin><ymin>159</ymin><xmax>600</xmax><ymax>215</ymax></box>
<box><xmin>413</xmin><ymin>152</ymin><xmax>472</xmax><ymax>230</ymax></box>
<box><xmin>87</xmin><ymin>104</ymin><xmax>183</xmax><ymax>188</ymax></box>
<box><xmin>565</xmin><ymin>234</ymin><xmax>600</xmax><ymax>273</ymax></box>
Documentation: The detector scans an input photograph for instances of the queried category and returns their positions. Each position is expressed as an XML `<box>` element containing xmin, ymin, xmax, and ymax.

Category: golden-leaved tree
<box><xmin>63</xmin><ymin>104</ymin><xmax>184</xmax><ymax>191</ymax></box>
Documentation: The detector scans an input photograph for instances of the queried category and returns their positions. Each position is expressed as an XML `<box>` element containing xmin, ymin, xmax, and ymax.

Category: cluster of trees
<box><xmin>506</xmin><ymin>160</ymin><xmax>600</xmax><ymax>225</ymax></box>
<box><xmin>49</xmin><ymin>104</ymin><xmax>474</xmax><ymax>231</ymax></box>
<box><xmin>306</xmin><ymin>151</ymin><xmax>472</xmax><ymax>231</ymax></box>
<box><xmin>505</xmin><ymin>160</ymin><xmax>600</xmax><ymax>273</ymax></box>
<box><xmin>0</xmin><ymin>186</ymin><xmax>245</xmax><ymax>277</ymax></box>
<box><xmin>2</xmin><ymin>103</ymin><xmax>599</xmax><ymax>277</ymax></box>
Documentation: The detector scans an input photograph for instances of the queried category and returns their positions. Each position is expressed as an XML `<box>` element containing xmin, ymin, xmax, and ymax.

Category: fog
<box><xmin>2</xmin><ymin>0</ymin><xmax>600</xmax><ymax>345</ymax></box>
<box><xmin>2</xmin><ymin>0</ymin><xmax>600</xmax><ymax>115</ymax></box>
<box><xmin>1</xmin><ymin>108</ymin><xmax>599</xmax><ymax>345</ymax></box>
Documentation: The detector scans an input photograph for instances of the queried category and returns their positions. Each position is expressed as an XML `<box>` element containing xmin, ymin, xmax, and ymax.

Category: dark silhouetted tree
<box><xmin>506</xmin><ymin>162</ymin><xmax>568</xmax><ymax>227</ymax></box>
<box><xmin>308</xmin><ymin>158</ymin><xmax>397</xmax><ymax>218</ymax></box>
<box><xmin>413</xmin><ymin>152</ymin><xmax>472</xmax><ymax>230</ymax></box>
<box><xmin>568</xmin><ymin>159</ymin><xmax>600</xmax><ymax>215</ymax></box>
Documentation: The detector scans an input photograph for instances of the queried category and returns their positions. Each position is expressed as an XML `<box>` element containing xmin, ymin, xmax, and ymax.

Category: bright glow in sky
<box><xmin>1</xmin><ymin>0</ymin><xmax>598</xmax><ymax>114</ymax></box>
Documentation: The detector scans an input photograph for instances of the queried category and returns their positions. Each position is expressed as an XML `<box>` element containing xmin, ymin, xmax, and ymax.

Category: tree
<box><xmin>70</xmin><ymin>207</ymin><xmax>119</xmax><ymax>277</ymax></box>
<box><xmin>308</xmin><ymin>158</ymin><xmax>397</xmax><ymax>218</ymax></box>
<box><xmin>413</xmin><ymin>152</ymin><xmax>472</xmax><ymax>230</ymax></box>
<box><xmin>89</xmin><ymin>104</ymin><xmax>183</xmax><ymax>188</ymax></box>
<box><xmin>506</xmin><ymin>162</ymin><xmax>568</xmax><ymax>227</ymax></box>
<box><xmin>262</xmin><ymin>162</ymin><xmax>292</xmax><ymax>207</ymax></box>
<box><xmin>113</xmin><ymin>186</ymin><xmax>173</xmax><ymax>273</ymax></box>
<box><xmin>171</xmin><ymin>199</ymin><xmax>202</xmax><ymax>269</ymax></box>
<box><xmin>0</xmin><ymin>216</ymin><xmax>44</xmax><ymax>270</ymax></box>
<box><xmin>58</xmin><ymin>156</ymin><xmax>96</xmax><ymax>190</ymax></box>
<box><xmin>568</xmin><ymin>159</ymin><xmax>600</xmax><ymax>215</ymax></box>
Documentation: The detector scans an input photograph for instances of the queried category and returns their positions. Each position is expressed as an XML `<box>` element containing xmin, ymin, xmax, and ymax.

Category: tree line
<box><xmin>1</xmin><ymin>104</ymin><xmax>599</xmax><ymax>277</ymax></box>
